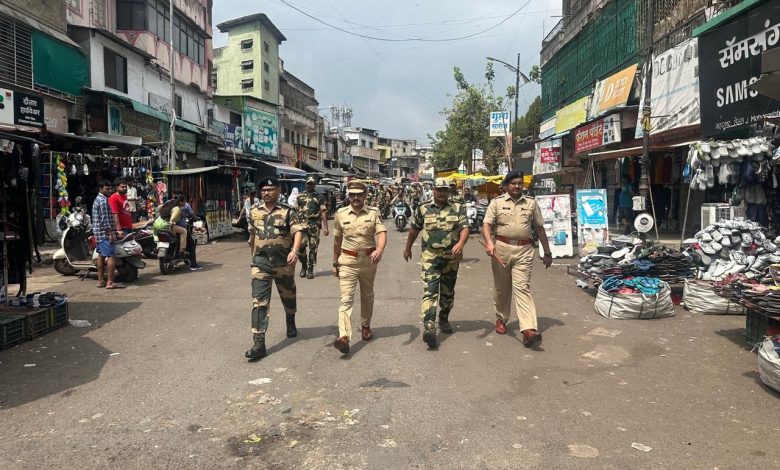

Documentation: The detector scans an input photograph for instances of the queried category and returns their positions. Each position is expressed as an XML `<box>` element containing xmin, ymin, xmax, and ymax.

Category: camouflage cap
<box><xmin>258</xmin><ymin>177</ymin><xmax>279</xmax><ymax>189</ymax></box>
<box><xmin>347</xmin><ymin>180</ymin><xmax>367</xmax><ymax>194</ymax></box>
<box><xmin>434</xmin><ymin>178</ymin><xmax>450</xmax><ymax>189</ymax></box>
<box><xmin>306</xmin><ymin>177</ymin><xmax>316</xmax><ymax>184</ymax></box>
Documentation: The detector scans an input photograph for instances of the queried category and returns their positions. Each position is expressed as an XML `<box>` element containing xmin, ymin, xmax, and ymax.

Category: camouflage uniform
<box><xmin>248</xmin><ymin>202</ymin><xmax>302</xmax><ymax>336</ymax></box>
<box><xmin>411</xmin><ymin>201</ymin><xmax>467</xmax><ymax>324</ymax></box>
<box><xmin>296</xmin><ymin>190</ymin><xmax>326</xmax><ymax>272</ymax></box>
<box><xmin>449</xmin><ymin>189</ymin><xmax>465</xmax><ymax>205</ymax></box>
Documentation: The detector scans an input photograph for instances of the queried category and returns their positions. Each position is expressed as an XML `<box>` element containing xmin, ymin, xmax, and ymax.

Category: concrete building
<box><xmin>279</xmin><ymin>66</ymin><xmax>318</xmax><ymax>166</ymax></box>
<box><xmin>343</xmin><ymin>127</ymin><xmax>380</xmax><ymax>176</ymax></box>
<box><xmin>389</xmin><ymin>138</ymin><xmax>417</xmax><ymax>180</ymax></box>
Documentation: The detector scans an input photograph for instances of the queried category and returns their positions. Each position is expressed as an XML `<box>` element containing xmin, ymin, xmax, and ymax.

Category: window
<box><xmin>147</xmin><ymin>0</ymin><xmax>169</xmax><ymax>41</ymax></box>
<box><xmin>104</xmin><ymin>48</ymin><xmax>127</xmax><ymax>93</ymax></box>
<box><xmin>229</xmin><ymin>112</ymin><xmax>242</xmax><ymax>126</ymax></box>
<box><xmin>172</xmin><ymin>13</ymin><xmax>205</xmax><ymax>65</ymax></box>
<box><xmin>264</xmin><ymin>79</ymin><xmax>270</xmax><ymax>91</ymax></box>
<box><xmin>284</xmin><ymin>128</ymin><xmax>291</xmax><ymax>143</ymax></box>
<box><xmin>263</xmin><ymin>62</ymin><xmax>269</xmax><ymax>73</ymax></box>
<box><xmin>263</xmin><ymin>41</ymin><xmax>269</xmax><ymax>53</ymax></box>
<box><xmin>241</xmin><ymin>60</ymin><xmax>253</xmax><ymax>72</ymax></box>
<box><xmin>211</xmin><ymin>69</ymin><xmax>217</xmax><ymax>89</ymax></box>
<box><xmin>241</xmin><ymin>39</ymin><xmax>253</xmax><ymax>51</ymax></box>
<box><xmin>174</xmin><ymin>94</ymin><xmax>182</xmax><ymax>117</ymax></box>
<box><xmin>241</xmin><ymin>78</ymin><xmax>254</xmax><ymax>91</ymax></box>
<box><xmin>117</xmin><ymin>0</ymin><xmax>146</xmax><ymax>30</ymax></box>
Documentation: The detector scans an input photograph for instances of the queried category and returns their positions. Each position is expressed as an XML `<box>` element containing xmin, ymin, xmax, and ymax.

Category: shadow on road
<box><xmin>714</xmin><ymin>328</ymin><xmax>753</xmax><ymax>351</ymax></box>
<box><xmin>264</xmin><ymin>325</ymin><xmax>340</xmax><ymax>356</ymax></box>
<box><xmin>342</xmin><ymin>324</ymin><xmax>421</xmax><ymax>358</ymax></box>
<box><xmin>0</xmin><ymin>301</ymin><xmax>141</xmax><ymax>409</ymax></box>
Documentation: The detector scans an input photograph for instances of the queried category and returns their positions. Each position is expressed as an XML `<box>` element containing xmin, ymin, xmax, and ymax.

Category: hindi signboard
<box><xmin>574</xmin><ymin>114</ymin><xmax>622</xmax><ymax>154</ymax></box>
<box><xmin>554</xmin><ymin>96</ymin><xmax>590</xmax><ymax>133</ymax></box>
<box><xmin>489</xmin><ymin>111</ymin><xmax>510</xmax><ymax>137</ymax></box>
<box><xmin>533</xmin><ymin>139</ymin><xmax>562</xmax><ymax>175</ymax></box>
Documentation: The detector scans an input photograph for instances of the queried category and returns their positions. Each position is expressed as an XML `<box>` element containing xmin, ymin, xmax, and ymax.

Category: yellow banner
<box><xmin>555</xmin><ymin>96</ymin><xmax>590</xmax><ymax>133</ymax></box>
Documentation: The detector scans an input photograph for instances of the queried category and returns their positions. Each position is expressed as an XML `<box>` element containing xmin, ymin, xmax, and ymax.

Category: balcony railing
<box><xmin>351</xmin><ymin>146</ymin><xmax>381</xmax><ymax>160</ymax></box>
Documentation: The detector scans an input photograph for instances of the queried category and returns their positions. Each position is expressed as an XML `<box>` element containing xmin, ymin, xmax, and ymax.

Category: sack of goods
<box><xmin>758</xmin><ymin>336</ymin><xmax>780</xmax><ymax>393</ymax></box>
<box><xmin>682</xmin><ymin>279</ymin><xmax>745</xmax><ymax>315</ymax></box>
<box><xmin>595</xmin><ymin>276</ymin><xmax>676</xmax><ymax>319</ymax></box>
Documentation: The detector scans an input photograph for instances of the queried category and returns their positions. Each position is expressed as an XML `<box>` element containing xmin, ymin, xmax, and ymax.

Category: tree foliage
<box><xmin>428</xmin><ymin>65</ymin><xmax>510</xmax><ymax>174</ymax></box>
<box><xmin>513</xmin><ymin>96</ymin><xmax>543</xmax><ymax>143</ymax></box>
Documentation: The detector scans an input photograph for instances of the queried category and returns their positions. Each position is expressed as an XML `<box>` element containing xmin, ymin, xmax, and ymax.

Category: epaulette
<box><xmin>337</xmin><ymin>206</ymin><xmax>351</xmax><ymax>214</ymax></box>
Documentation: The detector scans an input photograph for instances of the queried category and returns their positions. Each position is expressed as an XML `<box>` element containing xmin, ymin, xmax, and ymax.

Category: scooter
<box><xmin>52</xmin><ymin>204</ymin><xmax>146</xmax><ymax>282</ymax></box>
<box><xmin>393</xmin><ymin>202</ymin><xmax>412</xmax><ymax>232</ymax></box>
<box><xmin>133</xmin><ymin>219</ymin><xmax>157</xmax><ymax>259</ymax></box>
<box><xmin>465</xmin><ymin>201</ymin><xmax>487</xmax><ymax>233</ymax></box>
<box><xmin>156</xmin><ymin>228</ymin><xmax>191</xmax><ymax>275</ymax></box>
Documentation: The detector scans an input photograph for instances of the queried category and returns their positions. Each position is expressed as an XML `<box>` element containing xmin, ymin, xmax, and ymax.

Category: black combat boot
<box><xmin>422</xmin><ymin>321</ymin><xmax>438</xmax><ymax>349</ymax></box>
<box><xmin>299</xmin><ymin>258</ymin><xmax>307</xmax><ymax>278</ymax></box>
<box><xmin>439</xmin><ymin>311</ymin><xmax>453</xmax><ymax>334</ymax></box>
<box><xmin>286</xmin><ymin>314</ymin><xmax>298</xmax><ymax>338</ymax></box>
<box><xmin>306</xmin><ymin>266</ymin><xmax>314</xmax><ymax>279</ymax></box>
<box><xmin>245</xmin><ymin>334</ymin><xmax>267</xmax><ymax>360</ymax></box>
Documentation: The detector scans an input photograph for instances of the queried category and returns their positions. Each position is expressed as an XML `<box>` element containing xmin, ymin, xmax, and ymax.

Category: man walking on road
<box><xmin>404</xmin><ymin>178</ymin><xmax>469</xmax><ymax>349</ymax></box>
<box><xmin>481</xmin><ymin>171</ymin><xmax>552</xmax><ymax>348</ymax></box>
<box><xmin>296</xmin><ymin>177</ymin><xmax>329</xmax><ymax>279</ymax></box>
<box><xmin>245</xmin><ymin>177</ymin><xmax>303</xmax><ymax>360</ymax></box>
<box><xmin>92</xmin><ymin>180</ymin><xmax>123</xmax><ymax>289</ymax></box>
<box><xmin>332</xmin><ymin>181</ymin><xmax>387</xmax><ymax>354</ymax></box>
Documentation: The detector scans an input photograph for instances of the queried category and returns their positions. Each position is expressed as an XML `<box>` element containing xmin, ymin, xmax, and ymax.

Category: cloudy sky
<box><xmin>212</xmin><ymin>0</ymin><xmax>561</xmax><ymax>144</ymax></box>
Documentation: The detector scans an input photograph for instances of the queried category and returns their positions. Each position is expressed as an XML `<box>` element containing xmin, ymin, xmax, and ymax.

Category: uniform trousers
<box><xmin>250</xmin><ymin>255</ymin><xmax>297</xmax><ymax>334</ymax></box>
<box><xmin>491</xmin><ymin>241</ymin><xmax>538</xmax><ymax>331</ymax></box>
<box><xmin>420</xmin><ymin>251</ymin><xmax>460</xmax><ymax>323</ymax></box>
<box><xmin>297</xmin><ymin>223</ymin><xmax>321</xmax><ymax>268</ymax></box>
<box><xmin>337</xmin><ymin>252</ymin><xmax>377</xmax><ymax>341</ymax></box>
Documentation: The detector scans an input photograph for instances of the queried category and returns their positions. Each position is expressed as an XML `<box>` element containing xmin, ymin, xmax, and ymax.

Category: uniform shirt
<box><xmin>91</xmin><ymin>192</ymin><xmax>112</xmax><ymax>243</ymax></box>
<box><xmin>249</xmin><ymin>203</ymin><xmax>302</xmax><ymax>266</ymax></box>
<box><xmin>334</xmin><ymin>205</ymin><xmax>387</xmax><ymax>251</ymax></box>
<box><xmin>449</xmin><ymin>192</ymin><xmax>465</xmax><ymax>205</ymax></box>
<box><xmin>296</xmin><ymin>191</ymin><xmax>325</xmax><ymax>225</ymax></box>
<box><xmin>483</xmin><ymin>194</ymin><xmax>543</xmax><ymax>241</ymax></box>
<box><xmin>411</xmin><ymin>201</ymin><xmax>467</xmax><ymax>253</ymax></box>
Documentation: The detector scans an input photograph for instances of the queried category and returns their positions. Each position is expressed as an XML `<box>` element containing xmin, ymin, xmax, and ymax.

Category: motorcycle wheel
<box><xmin>143</xmin><ymin>248</ymin><xmax>157</xmax><ymax>260</ymax></box>
<box><xmin>54</xmin><ymin>258</ymin><xmax>78</xmax><ymax>276</ymax></box>
<box><xmin>159</xmin><ymin>258</ymin><xmax>173</xmax><ymax>275</ymax></box>
<box><xmin>116</xmin><ymin>264</ymin><xmax>139</xmax><ymax>283</ymax></box>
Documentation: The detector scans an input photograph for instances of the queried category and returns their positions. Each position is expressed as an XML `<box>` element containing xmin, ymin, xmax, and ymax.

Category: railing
<box><xmin>542</xmin><ymin>19</ymin><xmax>564</xmax><ymax>46</ymax></box>
<box><xmin>351</xmin><ymin>146</ymin><xmax>381</xmax><ymax>160</ymax></box>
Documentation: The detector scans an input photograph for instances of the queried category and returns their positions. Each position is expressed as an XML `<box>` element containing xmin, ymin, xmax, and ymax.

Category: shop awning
<box><xmin>32</xmin><ymin>30</ymin><xmax>88</xmax><ymax>96</ymax></box>
<box><xmin>162</xmin><ymin>164</ymin><xmax>251</xmax><ymax>176</ymax></box>
<box><xmin>260</xmin><ymin>161</ymin><xmax>307</xmax><ymax>177</ymax></box>
<box><xmin>588</xmin><ymin>140</ymin><xmax>698</xmax><ymax>161</ymax></box>
<box><xmin>301</xmin><ymin>161</ymin><xmax>350</xmax><ymax>177</ymax></box>
<box><xmin>131</xmin><ymin>101</ymin><xmax>202</xmax><ymax>134</ymax></box>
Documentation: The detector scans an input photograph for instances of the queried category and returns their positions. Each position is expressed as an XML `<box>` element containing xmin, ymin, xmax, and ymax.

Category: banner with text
<box><xmin>555</xmin><ymin>96</ymin><xmax>590</xmax><ymax>133</ymax></box>
<box><xmin>533</xmin><ymin>139</ymin><xmax>562</xmax><ymax>175</ymax></box>
<box><xmin>589</xmin><ymin>64</ymin><xmax>638</xmax><ymax>120</ymax></box>
<box><xmin>576</xmin><ymin>189</ymin><xmax>610</xmax><ymax>256</ymax></box>
<box><xmin>537</xmin><ymin>195</ymin><xmax>574</xmax><ymax>258</ymax></box>
<box><xmin>574</xmin><ymin>114</ymin><xmax>622</xmax><ymax>154</ymax></box>
<box><xmin>698</xmin><ymin>1</ymin><xmax>780</xmax><ymax>136</ymax></box>
<box><xmin>489</xmin><ymin>111</ymin><xmax>510</xmax><ymax>137</ymax></box>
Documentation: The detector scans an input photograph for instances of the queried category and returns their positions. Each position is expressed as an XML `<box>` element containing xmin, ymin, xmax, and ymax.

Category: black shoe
<box><xmin>306</xmin><ymin>267</ymin><xmax>314</xmax><ymax>279</ymax></box>
<box><xmin>286</xmin><ymin>314</ymin><xmax>297</xmax><ymax>338</ymax></box>
<box><xmin>439</xmin><ymin>313</ymin><xmax>453</xmax><ymax>334</ymax></box>
<box><xmin>422</xmin><ymin>322</ymin><xmax>438</xmax><ymax>348</ymax></box>
<box><xmin>245</xmin><ymin>334</ymin><xmax>267</xmax><ymax>359</ymax></box>
<box><xmin>334</xmin><ymin>336</ymin><xmax>350</xmax><ymax>354</ymax></box>
<box><xmin>299</xmin><ymin>258</ymin><xmax>307</xmax><ymax>278</ymax></box>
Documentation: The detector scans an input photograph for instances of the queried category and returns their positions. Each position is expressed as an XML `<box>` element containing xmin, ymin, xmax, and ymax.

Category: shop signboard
<box><xmin>489</xmin><ymin>111</ymin><xmax>510</xmax><ymax>137</ymax></box>
<box><xmin>537</xmin><ymin>195</ymin><xmax>573</xmax><ymax>258</ymax></box>
<box><xmin>574</xmin><ymin>114</ymin><xmax>622</xmax><ymax>154</ymax></box>
<box><xmin>223</xmin><ymin>124</ymin><xmax>242</xmax><ymax>148</ymax></box>
<box><xmin>161</xmin><ymin>127</ymin><xmax>197</xmax><ymax>153</ymax></box>
<box><xmin>636</xmin><ymin>38</ymin><xmax>700</xmax><ymax>138</ymax></box>
<box><xmin>698</xmin><ymin>1</ymin><xmax>780</xmax><ymax>136</ymax></box>
<box><xmin>14</xmin><ymin>92</ymin><xmax>44</xmax><ymax>127</ymax></box>
<box><xmin>576</xmin><ymin>189</ymin><xmax>610</xmax><ymax>256</ymax></box>
<box><xmin>123</xmin><ymin>108</ymin><xmax>161</xmax><ymax>142</ymax></box>
<box><xmin>108</xmin><ymin>101</ymin><xmax>123</xmax><ymax>135</ymax></box>
<box><xmin>533</xmin><ymin>139</ymin><xmax>562</xmax><ymax>175</ymax></box>
<box><xmin>0</xmin><ymin>88</ymin><xmax>14</xmax><ymax>125</ymax></box>
<box><xmin>243</xmin><ymin>109</ymin><xmax>279</xmax><ymax>157</ymax></box>
<box><xmin>538</xmin><ymin>116</ymin><xmax>557</xmax><ymax>139</ymax></box>
<box><xmin>554</xmin><ymin>96</ymin><xmax>590</xmax><ymax>133</ymax></box>
<box><xmin>588</xmin><ymin>64</ymin><xmax>638</xmax><ymax>119</ymax></box>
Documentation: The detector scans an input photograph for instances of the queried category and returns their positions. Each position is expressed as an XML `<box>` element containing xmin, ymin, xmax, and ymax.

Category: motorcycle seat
<box><xmin>114</xmin><ymin>232</ymin><xmax>136</xmax><ymax>243</ymax></box>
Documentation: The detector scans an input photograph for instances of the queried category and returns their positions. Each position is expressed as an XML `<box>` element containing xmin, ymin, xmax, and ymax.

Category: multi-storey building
<box><xmin>343</xmin><ymin>127</ymin><xmax>380</xmax><ymax>176</ymax></box>
<box><xmin>279</xmin><ymin>67</ymin><xmax>318</xmax><ymax>166</ymax></box>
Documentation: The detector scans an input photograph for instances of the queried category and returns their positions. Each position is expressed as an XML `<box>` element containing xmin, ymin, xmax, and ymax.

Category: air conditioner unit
<box><xmin>701</xmin><ymin>203</ymin><xmax>735</xmax><ymax>228</ymax></box>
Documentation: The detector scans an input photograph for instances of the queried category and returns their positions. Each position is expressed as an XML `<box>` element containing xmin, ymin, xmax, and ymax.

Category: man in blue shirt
<box><xmin>618</xmin><ymin>175</ymin><xmax>635</xmax><ymax>235</ymax></box>
<box><xmin>92</xmin><ymin>180</ymin><xmax>123</xmax><ymax>288</ymax></box>
<box><xmin>176</xmin><ymin>194</ymin><xmax>203</xmax><ymax>271</ymax></box>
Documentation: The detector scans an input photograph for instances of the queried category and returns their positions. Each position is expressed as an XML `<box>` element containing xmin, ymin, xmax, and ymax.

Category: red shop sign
<box><xmin>574</xmin><ymin>120</ymin><xmax>605</xmax><ymax>154</ymax></box>
<box><xmin>540</xmin><ymin>147</ymin><xmax>561</xmax><ymax>163</ymax></box>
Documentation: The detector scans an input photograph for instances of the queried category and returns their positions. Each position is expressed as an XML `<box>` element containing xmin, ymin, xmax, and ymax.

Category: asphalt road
<box><xmin>0</xmin><ymin>229</ymin><xmax>778</xmax><ymax>469</ymax></box>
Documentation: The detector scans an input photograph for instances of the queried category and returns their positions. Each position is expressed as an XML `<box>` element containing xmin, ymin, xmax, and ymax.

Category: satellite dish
<box><xmin>634</xmin><ymin>212</ymin><xmax>654</xmax><ymax>233</ymax></box>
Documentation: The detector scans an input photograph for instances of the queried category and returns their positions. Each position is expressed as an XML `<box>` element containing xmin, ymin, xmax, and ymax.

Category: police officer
<box><xmin>332</xmin><ymin>181</ymin><xmax>388</xmax><ymax>354</ymax></box>
<box><xmin>296</xmin><ymin>177</ymin><xmax>329</xmax><ymax>279</ymax></box>
<box><xmin>245</xmin><ymin>177</ymin><xmax>303</xmax><ymax>360</ymax></box>
<box><xmin>481</xmin><ymin>170</ymin><xmax>552</xmax><ymax>349</ymax></box>
<box><xmin>403</xmin><ymin>178</ymin><xmax>469</xmax><ymax>349</ymax></box>
<box><xmin>448</xmin><ymin>181</ymin><xmax>465</xmax><ymax>205</ymax></box>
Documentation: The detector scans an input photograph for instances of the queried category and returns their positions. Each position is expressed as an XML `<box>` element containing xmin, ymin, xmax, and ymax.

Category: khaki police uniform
<box><xmin>333</xmin><ymin>204</ymin><xmax>387</xmax><ymax>341</ymax></box>
<box><xmin>483</xmin><ymin>193</ymin><xmax>544</xmax><ymax>331</ymax></box>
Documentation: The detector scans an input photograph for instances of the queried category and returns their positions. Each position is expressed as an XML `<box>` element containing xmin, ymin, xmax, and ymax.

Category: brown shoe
<box><xmin>361</xmin><ymin>325</ymin><xmax>373</xmax><ymax>341</ymax></box>
<box><xmin>522</xmin><ymin>329</ymin><xmax>542</xmax><ymax>348</ymax></box>
<box><xmin>334</xmin><ymin>336</ymin><xmax>350</xmax><ymax>354</ymax></box>
<box><xmin>495</xmin><ymin>319</ymin><xmax>507</xmax><ymax>335</ymax></box>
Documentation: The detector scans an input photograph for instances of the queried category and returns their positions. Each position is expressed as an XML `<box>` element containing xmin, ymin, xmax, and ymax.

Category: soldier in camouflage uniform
<box><xmin>448</xmin><ymin>181</ymin><xmax>465</xmax><ymax>205</ymax></box>
<box><xmin>296</xmin><ymin>177</ymin><xmax>329</xmax><ymax>279</ymax></box>
<box><xmin>404</xmin><ymin>178</ymin><xmax>469</xmax><ymax>349</ymax></box>
<box><xmin>245</xmin><ymin>177</ymin><xmax>303</xmax><ymax>360</ymax></box>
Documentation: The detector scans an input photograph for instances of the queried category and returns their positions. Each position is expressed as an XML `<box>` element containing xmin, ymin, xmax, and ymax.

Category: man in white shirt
<box><xmin>127</xmin><ymin>178</ymin><xmax>139</xmax><ymax>222</ymax></box>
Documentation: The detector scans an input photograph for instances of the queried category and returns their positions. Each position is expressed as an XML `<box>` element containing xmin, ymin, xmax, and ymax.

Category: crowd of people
<box><xmin>242</xmin><ymin>171</ymin><xmax>552</xmax><ymax>360</ymax></box>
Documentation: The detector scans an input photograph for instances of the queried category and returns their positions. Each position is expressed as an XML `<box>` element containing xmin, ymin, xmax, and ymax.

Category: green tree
<box><xmin>429</xmin><ymin>64</ymin><xmax>511</xmax><ymax>174</ymax></box>
<box><xmin>513</xmin><ymin>96</ymin><xmax>543</xmax><ymax>143</ymax></box>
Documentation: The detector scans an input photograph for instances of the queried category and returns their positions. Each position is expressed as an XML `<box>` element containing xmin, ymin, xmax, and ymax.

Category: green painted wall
<box><xmin>214</xmin><ymin>22</ymin><xmax>280</xmax><ymax>106</ymax></box>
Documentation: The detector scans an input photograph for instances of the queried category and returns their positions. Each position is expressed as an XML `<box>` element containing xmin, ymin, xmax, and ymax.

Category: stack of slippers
<box><xmin>579</xmin><ymin>236</ymin><xmax>695</xmax><ymax>283</ymax></box>
<box><xmin>683</xmin><ymin>218</ymin><xmax>780</xmax><ymax>282</ymax></box>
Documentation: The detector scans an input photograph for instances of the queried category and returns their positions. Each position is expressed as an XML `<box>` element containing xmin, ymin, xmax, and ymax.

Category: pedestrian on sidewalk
<box><xmin>481</xmin><ymin>170</ymin><xmax>552</xmax><ymax>348</ymax></box>
<box><xmin>92</xmin><ymin>179</ymin><xmax>123</xmax><ymax>289</ymax></box>
<box><xmin>332</xmin><ymin>181</ymin><xmax>387</xmax><ymax>355</ymax></box>
<box><xmin>403</xmin><ymin>178</ymin><xmax>469</xmax><ymax>349</ymax></box>
<box><xmin>245</xmin><ymin>177</ymin><xmax>303</xmax><ymax>360</ymax></box>
<box><xmin>619</xmin><ymin>175</ymin><xmax>635</xmax><ymax>235</ymax></box>
<box><xmin>296</xmin><ymin>177</ymin><xmax>329</xmax><ymax>279</ymax></box>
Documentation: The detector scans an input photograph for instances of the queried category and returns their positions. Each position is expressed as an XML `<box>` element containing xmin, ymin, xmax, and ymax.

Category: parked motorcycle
<box><xmin>133</xmin><ymin>219</ymin><xmax>157</xmax><ymax>259</ymax></box>
<box><xmin>156</xmin><ymin>228</ymin><xmax>191</xmax><ymax>275</ymax></box>
<box><xmin>465</xmin><ymin>201</ymin><xmax>487</xmax><ymax>233</ymax></box>
<box><xmin>52</xmin><ymin>202</ymin><xmax>145</xmax><ymax>282</ymax></box>
<box><xmin>393</xmin><ymin>202</ymin><xmax>412</xmax><ymax>232</ymax></box>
